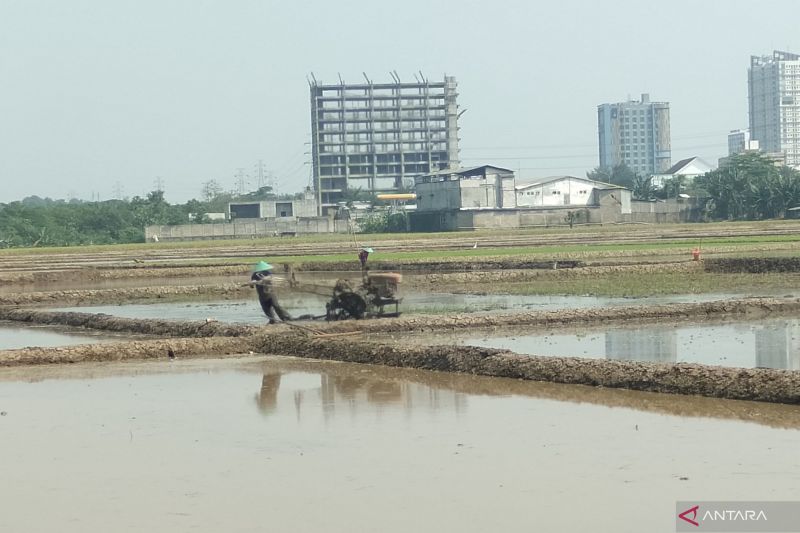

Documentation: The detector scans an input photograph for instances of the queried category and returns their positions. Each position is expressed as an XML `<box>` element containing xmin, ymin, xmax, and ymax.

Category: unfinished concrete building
<box><xmin>310</xmin><ymin>74</ymin><xmax>460</xmax><ymax>213</ymax></box>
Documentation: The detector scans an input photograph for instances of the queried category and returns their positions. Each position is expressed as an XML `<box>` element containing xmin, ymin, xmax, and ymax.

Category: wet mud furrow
<box><xmin>0</xmin><ymin>283</ymin><xmax>249</xmax><ymax>306</ymax></box>
<box><xmin>252</xmin><ymin>335</ymin><xmax>800</xmax><ymax>404</ymax></box>
<box><xmin>0</xmin><ymin>308</ymin><xmax>260</xmax><ymax>337</ymax></box>
<box><xmin>704</xmin><ymin>257</ymin><xmax>800</xmax><ymax>273</ymax></box>
<box><xmin>3</xmin><ymin>297</ymin><xmax>800</xmax><ymax>336</ymax></box>
<box><xmin>0</xmin><ymin>337</ymin><xmax>255</xmax><ymax>366</ymax></box>
<box><xmin>319</xmin><ymin>297</ymin><xmax>800</xmax><ymax>334</ymax></box>
<box><xmin>1</xmin><ymin>317</ymin><xmax>799</xmax><ymax>403</ymax></box>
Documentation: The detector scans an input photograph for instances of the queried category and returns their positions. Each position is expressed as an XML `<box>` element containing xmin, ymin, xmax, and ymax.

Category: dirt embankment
<box><xmin>3</xmin><ymin>323</ymin><xmax>799</xmax><ymax>404</ymax></box>
<box><xmin>0</xmin><ymin>337</ymin><xmax>255</xmax><ymax>366</ymax></box>
<box><xmin>0</xmin><ymin>264</ymin><xmax>248</xmax><ymax>286</ymax></box>
<box><xmin>704</xmin><ymin>257</ymin><xmax>800</xmax><ymax>273</ymax></box>
<box><xmin>1</xmin><ymin>297</ymin><xmax>798</xmax><ymax>337</ymax></box>
<box><xmin>0</xmin><ymin>261</ymin><xmax>705</xmax><ymax>306</ymax></box>
<box><xmin>291</xmin><ymin>259</ymin><xmax>584</xmax><ymax>272</ymax></box>
<box><xmin>414</xmin><ymin>261</ymin><xmax>702</xmax><ymax>288</ymax></box>
<box><xmin>316</xmin><ymin>297</ymin><xmax>800</xmax><ymax>334</ymax></box>
<box><xmin>265</xmin><ymin>357</ymin><xmax>800</xmax><ymax>430</ymax></box>
<box><xmin>251</xmin><ymin>335</ymin><xmax>800</xmax><ymax>405</ymax></box>
<box><xmin>3</xmin><ymin>298</ymin><xmax>800</xmax><ymax>404</ymax></box>
<box><xmin>0</xmin><ymin>283</ymin><xmax>249</xmax><ymax>306</ymax></box>
<box><xmin>1</xmin><ymin>296</ymin><xmax>796</xmax><ymax>336</ymax></box>
<box><xmin>0</xmin><ymin>308</ymin><xmax>260</xmax><ymax>337</ymax></box>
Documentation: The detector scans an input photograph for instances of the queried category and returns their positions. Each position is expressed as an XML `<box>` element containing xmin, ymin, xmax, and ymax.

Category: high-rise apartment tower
<box><xmin>310</xmin><ymin>75</ymin><xmax>459</xmax><ymax>212</ymax></box>
<box><xmin>748</xmin><ymin>50</ymin><xmax>800</xmax><ymax>168</ymax></box>
<box><xmin>597</xmin><ymin>93</ymin><xmax>671</xmax><ymax>176</ymax></box>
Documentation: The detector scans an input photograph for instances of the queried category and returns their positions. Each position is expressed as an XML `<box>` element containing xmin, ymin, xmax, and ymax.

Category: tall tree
<box><xmin>587</xmin><ymin>163</ymin><xmax>638</xmax><ymax>189</ymax></box>
<box><xmin>695</xmin><ymin>152</ymin><xmax>800</xmax><ymax>220</ymax></box>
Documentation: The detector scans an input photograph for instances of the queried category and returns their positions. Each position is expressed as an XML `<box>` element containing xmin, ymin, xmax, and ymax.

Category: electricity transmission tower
<box><xmin>235</xmin><ymin>168</ymin><xmax>249</xmax><ymax>195</ymax></box>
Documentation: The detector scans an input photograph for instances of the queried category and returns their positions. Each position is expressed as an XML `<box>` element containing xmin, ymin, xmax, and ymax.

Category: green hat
<box><xmin>362</xmin><ymin>247</ymin><xmax>374</xmax><ymax>253</ymax></box>
<box><xmin>252</xmin><ymin>261</ymin><xmax>273</xmax><ymax>272</ymax></box>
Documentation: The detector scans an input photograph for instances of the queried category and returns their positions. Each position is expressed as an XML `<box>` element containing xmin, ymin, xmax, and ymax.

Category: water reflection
<box><xmin>606</xmin><ymin>330</ymin><xmax>677</xmax><ymax>364</ymax></box>
<box><xmin>250</xmin><ymin>358</ymin><xmax>800</xmax><ymax>430</ymax></box>
<box><xmin>462</xmin><ymin>318</ymin><xmax>800</xmax><ymax>370</ymax></box>
<box><xmin>254</xmin><ymin>364</ymin><xmax>469</xmax><ymax>421</ymax></box>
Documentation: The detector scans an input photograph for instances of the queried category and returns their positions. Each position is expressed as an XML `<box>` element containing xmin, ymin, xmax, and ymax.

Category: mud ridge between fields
<box><xmin>316</xmin><ymin>297</ymin><xmax>800</xmax><ymax>334</ymax></box>
<box><xmin>0</xmin><ymin>283</ymin><xmax>250</xmax><ymax>306</ymax></box>
<box><xmin>0</xmin><ymin>337</ymin><xmax>255</xmax><ymax>366</ymax></box>
<box><xmin>1</xmin><ymin>297</ymin><xmax>798</xmax><ymax>335</ymax></box>
<box><xmin>252</xmin><ymin>335</ymin><xmax>800</xmax><ymax>405</ymax></box>
<box><xmin>0</xmin><ymin>308</ymin><xmax>259</xmax><ymax>337</ymax></box>
<box><xmin>704</xmin><ymin>257</ymin><xmax>800</xmax><ymax>273</ymax></box>
<box><xmin>264</xmin><ymin>358</ymin><xmax>800</xmax><ymax>430</ymax></box>
<box><xmin>0</xmin><ymin>262</ymin><xmax>702</xmax><ymax>305</ymax></box>
<box><xmin>3</xmin><ymin>297</ymin><xmax>800</xmax><ymax>404</ymax></box>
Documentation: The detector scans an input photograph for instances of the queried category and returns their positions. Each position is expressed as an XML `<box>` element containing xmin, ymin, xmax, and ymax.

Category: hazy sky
<box><xmin>1</xmin><ymin>0</ymin><xmax>798</xmax><ymax>203</ymax></box>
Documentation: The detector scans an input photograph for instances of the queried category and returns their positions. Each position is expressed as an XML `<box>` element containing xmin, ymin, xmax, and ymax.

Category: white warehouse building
<box><xmin>515</xmin><ymin>176</ymin><xmax>630</xmax><ymax>211</ymax></box>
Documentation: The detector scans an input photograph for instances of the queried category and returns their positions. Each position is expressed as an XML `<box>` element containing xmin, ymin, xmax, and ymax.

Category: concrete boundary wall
<box><xmin>146</xmin><ymin>217</ymin><xmax>352</xmax><ymax>241</ymax></box>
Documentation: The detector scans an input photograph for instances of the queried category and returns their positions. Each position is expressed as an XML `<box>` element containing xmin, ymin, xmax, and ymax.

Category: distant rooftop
<box><xmin>751</xmin><ymin>50</ymin><xmax>800</xmax><ymax>67</ymax></box>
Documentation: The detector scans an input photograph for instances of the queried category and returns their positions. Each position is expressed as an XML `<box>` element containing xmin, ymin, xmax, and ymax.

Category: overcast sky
<box><xmin>1</xmin><ymin>0</ymin><xmax>798</xmax><ymax>203</ymax></box>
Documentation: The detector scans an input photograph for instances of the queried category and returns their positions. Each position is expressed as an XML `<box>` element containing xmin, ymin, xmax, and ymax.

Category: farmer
<box><xmin>250</xmin><ymin>261</ymin><xmax>292</xmax><ymax>324</ymax></box>
<box><xmin>358</xmin><ymin>247</ymin><xmax>373</xmax><ymax>270</ymax></box>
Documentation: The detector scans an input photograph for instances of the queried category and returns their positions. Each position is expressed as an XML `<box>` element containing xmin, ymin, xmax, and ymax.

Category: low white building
<box><xmin>650</xmin><ymin>157</ymin><xmax>714</xmax><ymax>187</ymax></box>
<box><xmin>414</xmin><ymin>165</ymin><xmax>516</xmax><ymax>212</ymax></box>
<box><xmin>229</xmin><ymin>188</ymin><xmax>318</xmax><ymax>219</ymax></box>
<box><xmin>515</xmin><ymin>176</ymin><xmax>628</xmax><ymax>209</ymax></box>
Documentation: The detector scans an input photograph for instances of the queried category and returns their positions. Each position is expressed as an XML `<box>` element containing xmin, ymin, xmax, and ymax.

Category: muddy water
<box><xmin>54</xmin><ymin>292</ymin><xmax>331</xmax><ymax>324</ymax></box>
<box><xmin>401</xmin><ymin>291</ymin><xmax>760</xmax><ymax>314</ymax></box>
<box><xmin>0</xmin><ymin>323</ymin><xmax>120</xmax><ymax>350</ymax></box>
<box><xmin>0</xmin><ymin>271</ymin><xmax>353</xmax><ymax>294</ymax></box>
<box><xmin>53</xmin><ymin>291</ymin><xmax>759</xmax><ymax>324</ymax></box>
<box><xmin>408</xmin><ymin>318</ymin><xmax>800</xmax><ymax>370</ymax></box>
<box><xmin>0</xmin><ymin>357</ymin><xmax>798</xmax><ymax>533</ymax></box>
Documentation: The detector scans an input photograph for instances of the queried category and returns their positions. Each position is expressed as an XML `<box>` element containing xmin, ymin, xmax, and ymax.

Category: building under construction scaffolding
<box><xmin>309</xmin><ymin>73</ymin><xmax>460</xmax><ymax>213</ymax></box>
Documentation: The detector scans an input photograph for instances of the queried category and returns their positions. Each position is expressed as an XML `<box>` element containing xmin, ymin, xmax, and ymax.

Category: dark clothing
<box><xmin>251</xmin><ymin>271</ymin><xmax>292</xmax><ymax>323</ymax></box>
<box><xmin>358</xmin><ymin>250</ymin><xmax>369</xmax><ymax>268</ymax></box>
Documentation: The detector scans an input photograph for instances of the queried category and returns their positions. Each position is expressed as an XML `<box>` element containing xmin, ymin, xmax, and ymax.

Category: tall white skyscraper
<box><xmin>597</xmin><ymin>93</ymin><xmax>671</xmax><ymax>176</ymax></box>
<box><xmin>748</xmin><ymin>50</ymin><xmax>800</xmax><ymax>168</ymax></box>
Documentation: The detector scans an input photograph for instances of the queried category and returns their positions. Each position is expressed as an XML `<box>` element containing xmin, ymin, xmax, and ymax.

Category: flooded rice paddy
<box><xmin>53</xmin><ymin>290</ymin><xmax>769</xmax><ymax>324</ymax></box>
<box><xmin>392</xmin><ymin>318</ymin><xmax>800</xmax><ymax>370</ymax></box>
<box><xmin>0</xmin><ymin>323</ymin><xmax>122</xmax><ymax>350</ymax></box>
<box><xmin>0</xmin><ymin>356</ymin><xmax>798</xmax><ymax>533</ymax></box>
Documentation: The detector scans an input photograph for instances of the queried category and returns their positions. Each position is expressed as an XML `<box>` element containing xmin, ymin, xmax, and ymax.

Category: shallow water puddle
<box><xmin>448</xmin><ymin>318</ymin><xmax>800</xmax><ymax>369</ymax></box>
<box><xmin>0</xmin><ymin>356</ymin><xmax>798</xmax><ymax>533</ymax></box>
<box><xmin>0</xmin><ymin>323</ymin><xmax>119</xmax><ymax>350</ymax></box>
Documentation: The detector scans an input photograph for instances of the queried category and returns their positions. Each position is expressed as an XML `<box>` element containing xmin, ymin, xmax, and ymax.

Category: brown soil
<box><xmin>704</xmin><ymin>257</ymin><xmax>800</xmax><ymax>273</ymax></box>
<box><xmin>0</xmin><ymin>262</ymin><xmax>703</xmax><ymax>306</ymax></box>
<box><xmin>316</xmin><ymin>297</ymin><xmax>800</xmax><ymax>334</ymax></box>
<box><xmin>2</xmin><ymin>297</ymin><xmax>800</xmax><ymax>404</ymax></box>
<box><xmin>0</xmin><ymin>283</ymin><xmax>249</xmax><ymax>306</ymax></box>
<box><xmin>251</xmin><ymin>335</ymin><xmax>800</xmax><ymax>405</ymax></box>
<box><xmin>0</xmin><ymin>337</ymin><xmax>254</xmax><ymax>366</ymax></box>
<box><xmin>0</xmin><ymin>308</ymin><xmax>259</xmax><ymax>337</ymax></box>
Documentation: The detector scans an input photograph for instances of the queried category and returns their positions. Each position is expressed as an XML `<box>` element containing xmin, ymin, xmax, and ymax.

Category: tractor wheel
<box><xmin>336</xmin><ymin>292</ymin><xmax>367</xmax><ymax>319</ymax></box>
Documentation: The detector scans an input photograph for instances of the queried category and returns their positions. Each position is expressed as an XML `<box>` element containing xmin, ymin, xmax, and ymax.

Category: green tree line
<box><xmin>0</xmin><ymin>183</ymin><xmax>296</xmax><ymax>247</ymax></box>
<box><xmin>588</xmin><ymin>152</ymin><xmax>800</xmax><ymax>220</ymax></box>
<box><xmin>3</xmin><ymin>154</ymin><xmax>800</xmax><ymax>247</ymax></box>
